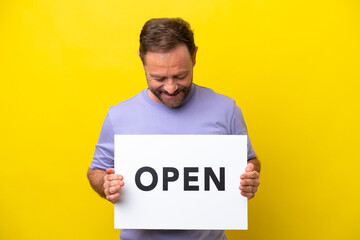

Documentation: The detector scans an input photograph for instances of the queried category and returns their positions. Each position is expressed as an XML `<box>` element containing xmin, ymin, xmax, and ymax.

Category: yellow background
<box><xmin>1</xmin><ymin>0</ymin><xmax>359</xmax><ymax>239</ymax></box>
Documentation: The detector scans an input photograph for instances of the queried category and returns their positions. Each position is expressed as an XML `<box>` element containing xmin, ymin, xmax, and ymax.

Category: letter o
<box><xmin>135</xmin><ymin>167</ymin><xmax>158</xmax><ymax>191</ymax></box>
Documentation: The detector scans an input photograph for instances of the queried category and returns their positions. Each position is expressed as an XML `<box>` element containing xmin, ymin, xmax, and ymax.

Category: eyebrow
<box><xmin>150</xmin><ymin>70</ymin><xmax>189</xmax><ymax>78</ymax></box>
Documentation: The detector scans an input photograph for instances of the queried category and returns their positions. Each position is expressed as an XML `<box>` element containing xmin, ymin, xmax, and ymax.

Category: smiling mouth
<box><xmin>163</xmin><ymin>93</ymin><xmax>179</xmax><ymax>97</ymax></box>
<box><xmin>162</xmin><ymin>90</ymin><xmax>181</xmax><ymax>97</ymax></box>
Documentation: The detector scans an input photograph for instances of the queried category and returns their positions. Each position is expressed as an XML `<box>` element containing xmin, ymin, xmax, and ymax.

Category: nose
<box><xmin>163</xmin><ymin>79</ymin><xmax>178</xmax><ymax>94</ymax></box>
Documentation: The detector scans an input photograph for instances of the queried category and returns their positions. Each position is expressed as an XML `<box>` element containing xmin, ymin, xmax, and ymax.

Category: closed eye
<box><xmin>154</xmin><ymin>77</ymin><xmax>166</xmax><ymax>82</ymax></box>
<box><xmin>174</xmin><ymin>73</ymin><xmax>188</xmax><ymax>80</ymax></box>
<box><xmin>150</xmin><ymin>74</ymin><xmax>166</xmax><ymax>81</ymax></box>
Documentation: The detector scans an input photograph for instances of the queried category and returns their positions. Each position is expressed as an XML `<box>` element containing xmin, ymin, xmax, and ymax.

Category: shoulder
<box><xmin>107</xmin><ymin>89</ymin><xmax>147</xmax><ymax>119</ymax></box>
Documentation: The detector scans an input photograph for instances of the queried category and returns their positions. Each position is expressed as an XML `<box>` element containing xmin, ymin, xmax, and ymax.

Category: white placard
<box><xmin>114</xmin><ymin>135</ymin><xmax>248</xmax><ymax>230</ymax></box>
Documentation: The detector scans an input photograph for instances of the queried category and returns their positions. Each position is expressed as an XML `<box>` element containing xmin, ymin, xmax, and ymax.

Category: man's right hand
<box><xmin>103</xmin><ymin>168</ymin><xmax>124</xmax><ymax>203</ymax></box>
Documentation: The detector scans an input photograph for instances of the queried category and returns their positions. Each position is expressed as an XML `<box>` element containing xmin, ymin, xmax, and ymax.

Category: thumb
<box><xmin>106</xmin><ymin>168</ymin><xmax>115</xmax><ymax>174</ymax></box>
<box><xmin>245</xmin><ymin>163</ymin><xmax>254</xmax><ymax>172</ymax></box>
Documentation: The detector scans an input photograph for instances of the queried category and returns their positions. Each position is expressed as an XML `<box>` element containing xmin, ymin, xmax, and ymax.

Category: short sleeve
<box><xmin>90</xmin><ymin>111</ymin><xmax>115</xmax><ymax>170</ymax></box>
<box><xmin>231</xmin><ymin>104</ymin><xmax>256</xmax><ymax>160</ymax></box>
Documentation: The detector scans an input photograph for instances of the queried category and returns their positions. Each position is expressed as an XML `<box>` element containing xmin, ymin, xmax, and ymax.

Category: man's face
<box><xmin>142</xmin><ymin>44</ymin><xmax>197</xmax><ymax>108</ymax></box>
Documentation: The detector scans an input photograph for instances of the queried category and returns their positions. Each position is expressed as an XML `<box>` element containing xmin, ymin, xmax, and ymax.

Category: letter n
<box><xmin>205</xmin><ymin>167</ymin><xmax>225</xmax><ymax>191</ymax></box>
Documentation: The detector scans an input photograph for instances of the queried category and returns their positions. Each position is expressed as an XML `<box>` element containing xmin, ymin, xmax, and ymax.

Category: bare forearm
<box><xmin>248</xmin><ymin>157</ymin><xmax>261</xmax><ymax>173</ymax></box>
<box><xmin>87</xmin><ymin>168</ymin><xmax>106</xmax><ymax>198</ymax></box>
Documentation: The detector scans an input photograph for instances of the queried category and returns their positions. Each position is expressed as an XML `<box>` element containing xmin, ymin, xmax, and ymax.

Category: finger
<box><xmin>239</xmin><ymin>185</ymin><xmax>258</xmax><ymax>193</ymax></box>
<box><xmin>245</xmin><ymin>163</ymin><xmax>254</xmax><ymax>172</ymax></box>
<box><xmin>104</xmin><ymin>181</ymin><xmax>124</xmax><ymax>196</ymax></box>
<box><xmin>106</xmin><ymin>168</ymin><xmax>115</xmax><ymax>174</ymax></box>
<box><xmin>106</xmin><ymin>192</ymin><xmax>120</xmax><ymax>203</ymax></box>
<box><xmin>105</xmin><ymin>185</ymin><xmax>120</xmax><ymax>195</ymax></box>
<box><xmin>104</xmin><ymin>174</ymin><xmax>122</xmax><ymax>181</ymax></box>
<box><xmin>111</xmin><ymin>180</ymin><xmax>125</xmax><ymax>187</ymax></box>
<box><xmin>241</xmin><ymin>191</ymin><xmax>254</xmax><ymax>200</ymax></box>
<box><xmin>111</xmin><ymin>180</ymin><xmax>119</xmax><ymax>186</ymax></box>
<box><xmin>241</xmin><ymin>179</ymin><xmax>260</xmax><ymax>187</ymax></box>
<box><xmin>240</xmin><ymin>171</ymin><xmax>259</xmax><ymax>180</ymax></box>
<box><xmin>109</xmin><ymin>185</ymin><xmax>122</xmax><ymax>194</ymax></box>
<box><xmin>107</xmin><ymin>174</ymin><xmax>123</xmax><ymax>181</ymax></box>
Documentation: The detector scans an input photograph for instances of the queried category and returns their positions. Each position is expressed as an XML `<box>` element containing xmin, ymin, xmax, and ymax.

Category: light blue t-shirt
<box><xmin>91</xmin><ymin>84</ymin><xmax>256</xmax><ymax>240</ymax></box>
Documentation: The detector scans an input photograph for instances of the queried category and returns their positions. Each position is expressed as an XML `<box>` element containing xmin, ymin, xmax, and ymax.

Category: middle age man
<box><xmin>88</xmin><ymin>17</ymin><xmax>260</xmax><ymax>240</ymax></box>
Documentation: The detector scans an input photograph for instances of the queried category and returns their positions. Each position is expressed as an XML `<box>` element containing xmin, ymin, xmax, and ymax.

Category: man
<box><xmin>87</xmin><ymin>18</ymin><xmax>260</xmax><ymax>240</ymax></box>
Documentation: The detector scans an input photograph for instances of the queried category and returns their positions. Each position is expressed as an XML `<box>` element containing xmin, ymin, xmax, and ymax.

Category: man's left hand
<box><xmin>239</xmin><ymin>162</ymin><xmax>260</xmax><ymax>200</ymax></box>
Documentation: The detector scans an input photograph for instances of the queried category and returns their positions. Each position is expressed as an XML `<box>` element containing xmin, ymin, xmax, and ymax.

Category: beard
<box><xmin>148</xmin><ymin>84</ymin><xmax>192</xmax><ymax>108</ymax></box>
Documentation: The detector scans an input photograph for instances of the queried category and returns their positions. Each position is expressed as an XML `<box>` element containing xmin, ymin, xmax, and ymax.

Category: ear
<box><xmin>137</xmin><ymin>51</ymin><xmax>145</xmax><ymax>70</ymax></box>
<box><xmin>192</xmin><ymin>46</ymin><xmax>198</xmax><ymax>67</ymax></box>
